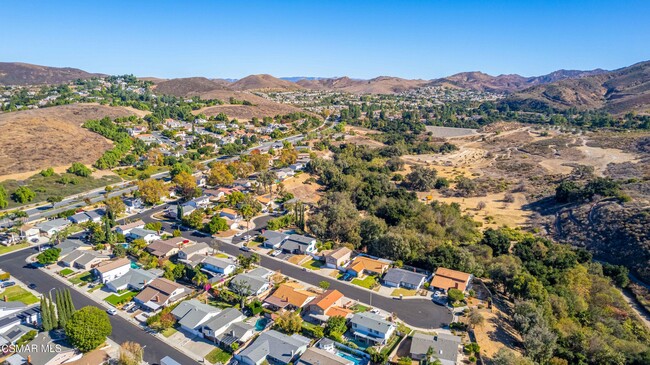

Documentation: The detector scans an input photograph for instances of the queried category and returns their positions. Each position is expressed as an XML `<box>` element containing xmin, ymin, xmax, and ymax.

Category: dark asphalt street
<box><xmin>130</xmin><ymin>208</ymin><xmax>453</xmax><ymax>329</ymax></box>
<box><xmin>0</xmin><ymin>247</ymin><xmax>198</xmax><ymax>365</ymax></box>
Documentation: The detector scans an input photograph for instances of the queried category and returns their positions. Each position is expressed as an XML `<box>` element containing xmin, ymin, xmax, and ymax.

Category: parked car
<box><xmin>107</xmin><ymin>308</ymin><xmax>117</xmax><ymax>315</ymax></box>
<box><xmin>240</xmin><ymin>246</ymin><xmax>250</xmax><ymax>252</ymax></box>
<box><xmin>28</xmin><ymin>283</ymin><xmax>37</xmax><ymax>289</ymax></box>
<box><xmin>1</xmin><ymin>281</ymin><xmax>15</xmax><ymax>288</ymax></box>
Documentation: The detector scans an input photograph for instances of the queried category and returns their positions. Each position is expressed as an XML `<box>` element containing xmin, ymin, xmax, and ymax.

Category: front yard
<box><xmin>0</xmin><ymin>286</ymin><xmax>39</xmax><ymax>305</ymax></box>
<box><xmin>59</xmin><ymin>268</ymin><xmax>74</xmax><ymax>277</ymax></box>
<box><xmin>68</xmin><ymin>271</ymin><xmax>94</xmax><ymax>286</ymax></box>
<box><xmin>105</xmin><ymin>290</ymin><xmax>137</xmax><ymax>306</ymax></box>
<box><xmin>0</xmin><ymin>243</ymin><xmax>31</xmax><ymax>256</ymax></box>
<box><xmin>205</xmin><ymin>347</ymin><xmax>232</xmax><ymax>364</ymax></box>
<box><xmin>301</xmin><ymin>259</ymin><xmax>324</xmax><ymax>270</ymax></box>
<box><xmin>352</xmin><ymin>275</ymin><xmax>378</xmax><ymax>289</ymax></box>
<box><xmin>391</xmin><ymin>288</ymin><xmax>418</xmax><ymax>297</ymax></box>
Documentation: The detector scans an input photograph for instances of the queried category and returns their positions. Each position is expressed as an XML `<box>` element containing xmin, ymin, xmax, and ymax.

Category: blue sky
<box><xmin>2</xmin><ymin>0</ymin><xmax>648</xmax><ymax>79</ymax></box>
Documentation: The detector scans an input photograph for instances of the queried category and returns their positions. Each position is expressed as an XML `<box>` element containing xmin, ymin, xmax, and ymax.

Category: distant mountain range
<box><xmin>2</xmin><ymin>60</ymin><xmax>649</xmax><ymax>114</ymax></box>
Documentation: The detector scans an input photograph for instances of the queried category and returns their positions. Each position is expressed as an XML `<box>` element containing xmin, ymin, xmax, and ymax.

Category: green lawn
<box><xmin>0</xmin><ymin>286</ymin><xmax>39</xmax><ymax>305</ymax></box>
<box><xmin>352</xmin><ymin>275</ymin><xmax>377</xmax><ymax>289</ymax></box>
<box><xmin>205</xmin><ymin>347</ymin><xmax>232</xmax><ymax>364</ymax></box>
<box><xmin>2</xmin><ymin>173</ymin><xmax>122</xmax><ymax>209</ymax></box>
<box><xmin>59</xmin><ymin>268</ymin><xmax>74</xmax><ymax>277</ymax></box>
<box><xmin>161</xmin><ymin>327</ymin><xmax>178</xmax><ymax>338</ymax></box>
<box><xmin>301</xmin><ymin>259</ymin><xmax>324</xmax><ymax>270</ymax></box>
<box><xmin>350</xmin><ymin>304</ymin><xmax>369</xmax><ymax>313</ymax></box>
<box><xmin>216</xmin><ymin>253</ymin><xmax>229</xmax><ymax>258</ymax></box>
<box><xmin>88</xmin><ymin>284</ymin><xmax>104</xmax><ymax>293</ymax></box>
<box><xmin>115</xmin><ymin>166</ymin><xmax>168</xmax><ymax>181</ymax></box>
<box><xmin>105</xmin><ymin>290</ymin><xmax>137</xmax><ymax>306</ymax></box>
<box><xmin>0</xmin><ymin>243</ymin><xmax>31</xmax><ymax>256</ymax></box>
<box><xmin>68</xmin><ymin>271</ymin><xmax>94</xmax><ymax>286</ymax></box>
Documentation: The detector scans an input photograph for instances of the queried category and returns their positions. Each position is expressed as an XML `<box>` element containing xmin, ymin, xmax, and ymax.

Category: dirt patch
<box><xmin>0</xmin><ymin>103</ymin><xmax>143</xmax><ymax>177</ymax></box>
<box><xmin>281</xmin><ymin>173</ymin><xmax>324</xmax><ymax>204</ymax></box>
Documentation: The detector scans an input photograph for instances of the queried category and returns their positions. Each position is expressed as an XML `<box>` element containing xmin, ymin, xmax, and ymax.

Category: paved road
<box><xmin>0</xmin><ymin>248</ymin><xmax>198</xmax><ymax>365</ymax></box>
<box><xmin>132</xmin><ymin>209</ymin><xmax>453</xmax><ymax>329</ymax></box>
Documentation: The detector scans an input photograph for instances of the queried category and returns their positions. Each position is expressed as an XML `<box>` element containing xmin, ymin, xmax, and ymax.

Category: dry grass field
<box><xmin>0</xmin><ymin>103</ymin><xmax>145</xmax><ymax>177</ymax></box>
<box><xmin>280</xmin><ymin>173</ymin><xmax>324</xmax><ymax>204</ymax></box>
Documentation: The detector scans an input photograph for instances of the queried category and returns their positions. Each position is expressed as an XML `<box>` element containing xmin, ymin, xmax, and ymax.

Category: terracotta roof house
<box><xmin>305</xmin><ymin>290</ymin><xmax>351</xmax><ymax>322</ymax></box>
<box><xmin>429</xmin><ymin>268</ymin><xmax>472</xmax><ymax>293</ymax></box>
<box><xmin>264</xmin><ymin>283</ymin><xmax>316</xmax><ymax>310</ymax></box>
<box><xmin>323</xmin><ymin>247</ymin><xmax>352</xmax><ymax>269</ymax></box>
<box><xmin>346</xmin><ymin>256</ymin><xmax>390</xmax><ymax>278</ymax></box>
<box><xmin>134</xmin><ymin>278</ymin><xmax>188</xmax><ymax>311</ymax></box>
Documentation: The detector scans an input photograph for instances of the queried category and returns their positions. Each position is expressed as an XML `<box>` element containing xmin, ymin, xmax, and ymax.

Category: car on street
<box><xmin>240</xmin><ymin>246</ymin><xmax>250</xmax><ymax>252</ymax></box>
<box><xmin>31</xmin><ymin>238</ymin><xmax>39</xmax><ymax>243</ymax></box>
<box><xmin>107</xmin><ymin>308</ymin><xmax>117</xmax><ymax>315</ymax></box>
<box><xmin>28</xmin><ymin>283</ymin><xmax>37</xmax><ymax>289</ymax></box>
<box><xmin>234</xmin><ymin>232</ymin><xmax>242</xmax><ymax>237</ymax></box>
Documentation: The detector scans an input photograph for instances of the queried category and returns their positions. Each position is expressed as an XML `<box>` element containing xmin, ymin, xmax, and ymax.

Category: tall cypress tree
<box><xmin>48</xmin><ymin>293</ymin><xmax>58</xmax><ymax>329</ymax></box>
<box><xmin>66</xmin><ymin>289</ymin><xmax>76</xmax><ymax>316</ymax></box>
<box><xmin>40</xmin><ymin>296</ymin><xmax>51</xmax><ymax>331</ymax></box>
<box><xmin>55</xmin><ymin>290</ymin><xmax>67</xmax><ymax>328</ymax></box>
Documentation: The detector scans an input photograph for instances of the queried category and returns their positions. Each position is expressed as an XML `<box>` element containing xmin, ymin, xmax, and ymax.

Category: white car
<box><xmin>107</xmin><ymin>308</ymin><xmax>117</xmax><ymax>315</ymax></box>
<box><xmin>234</xmin><ymin>232</ymin><xmax>242</xmax><ymax>237</ymax></box>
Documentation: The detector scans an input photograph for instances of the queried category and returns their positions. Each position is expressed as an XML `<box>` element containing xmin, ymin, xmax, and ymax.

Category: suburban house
<box><xmin>124</xmin><ymin>198</ymin><xmax>144</xmax><ymax>214</ymax></box>
<box><xmin>200</xmin><ymin>256</ymin><xmax>236</xmax><ymax>276</ymax></box>
<box><xmin>264</xmin><ymin>283</ymin><xmax>316</xmax><ymax>310</ymax></box>
<box><xmin>229</xmin><ymin>268</ymin><xmax>272</xmax><ymax>297</ymax></box>
<box><xmin>35</xmin><ymin>218</ymin><xmax>70</xmax><ymax>237</ymax></box>
<box><xmin>171</xmin><ymin>299</ymin><xmax>220</xmax><ymax>338</ymax></box>
<box><xmin>346</xmin><ymin>256</ymin><xmax>390</xmax><ymax>278</ymax></box>
<box><xmin>128</xmin><ymin>228</ymin><xmax>160</xmax><ymax>243</ymax></box>
<box><xmin>190</xmin><ymin>195</ymin><xmax>210</xmax><ymax>208</ymax></box>
<box><xmin>261</xmin><ymin>231</ymin><xmax>290</xmax><ymax>249</ymax></box>
<box><xmin>220</xmin><ymin>208</ymin><xmax>240</xmax><ymax>220</ymax></box>
<box><xmin>105</xmin><ymin>268</ymin><xmax>157</xmax><ymax>293</ymax></box>
<box><xmin>134</xmin><ymin>278</ymin><xmax>188</xmax><ymax>311</ymax></box>
<box><xmin>429</xmin><ymin>268</ymin><xmax>472</xmax><ymax>293</ymax></box>
<box><xmin>275</xmin><ymin>168</ymin><xmax>295</xmax><ymax>180</ymax></box>
<box><xmin>57</xmin><ymin>239</ymin><xmax>92</xmax><ymax>257</ymax></box>
<box><xmin>256</xmin><ymin>195</ymin><xmax>273</xmax><ymax>211</ymax></box>
<box><xmin>201</xmin><ymin>308</ymin><xmax>251</xmax><ymax>345</ymax></box>
<box><xmin>178</xmin><ymin>241</ymin><xmax>211</xmax><ymax>260</ymax></box>
<box><xmin>68</xmin><ymin>209</ymin><xmax>104</xmax><ymax>224</ymax></box>
<box><xmin>60</xmin><ymin>250</ymin><xmax>109</xmax><ymax>270</ymax></box>
<box><xmin>114</xmin><ymin>220</ymin><xmax>145</xmax><ymax>236</ymax></box>
<box><xmin>350</xmin><ymin>312</ymin><xmax>396</xmax><ymax>345</ymax></box>
<box><xmin>382</xmin><ymin>268</ymin><xmax>427</xmax><ymax>290</ymax></box>
<box><xmin>19</xmin><ymin>225</ymin><xmax>40</xmax><ymax>242</ymax></box>
<box><xmin>94</xmin><ymin>258</ymin><xmax>131</xmax><ymax>283</ymax></box>
<box><xmin>145</xmin><ymin>240</ymin><xmax>180</xmax><ymax>259</ymax></box>
<box><xmin>305</xmin><ymin>290</ymin><xmax>352</xmax><ymax>323</ymax></box>
<box><xmin>322</xmin><ymin>247</ymin><xmax>352</xmax><ymax>269</ymax></box>
<box><xmin>297</xmin><ymin>347</ymin><xmax>354</xmax><ymax>365</ymax></box>
<box><xmin>280</xmin><ymin>234</ymin><xmax>317</xmax><ymax>254</ymax></box>
<box><xmin>236</xmin><ymin>330</ymin><xmax>310</xmax><ymax>365</ymax></box>
<box><xmin>409</xmin><ymin>332</ymin><xmax>462</xmax><ymax>365</ymax></box>
<box><xmin>9</xmin><ymin>332</ymin><xmax>78</xmax><ymax>365</ymax></box>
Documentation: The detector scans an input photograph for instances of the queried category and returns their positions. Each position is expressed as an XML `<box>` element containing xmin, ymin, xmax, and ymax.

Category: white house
<box><xmin>200</xmin><ymin>256</ymin><xmax>236</xmax><ymax>276</ymax></box>
<box><xmin>202</xmin><ymin>308</ymin><xmax>250</xmax><ymax>344</ymax></box>
<box><xmin>35</xmin><ymin>218</ymin><xmax>70</xmax><ymax>237</ymax></box>
<box><xmin>350</xmin><ymin>312</ymin><xmax>396</xmax><ymax>345</ymax></box>
<box><xmin>94</xmin><ymin>258</ymin><xmax>131</xmax><ymax>284</ymax></box>
<box><xmin>114</xmin><ymin>220</ymin><xmax>145</xmax><ymax>236</ymax></box>
<box><xmin>178</xmin><ymin>242</ymin><xmax>211</xmax><ymax>260</ymax></box>
<box><xmin>128</xmin><ymin>228</ymin><xmax>160</xmax><ymax>243</ymax></box>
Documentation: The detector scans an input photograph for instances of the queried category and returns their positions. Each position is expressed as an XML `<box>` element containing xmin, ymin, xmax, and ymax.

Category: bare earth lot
<box><xmin>0</xmin><ymin>103</ymin><xmax>145</xmax><ymax>177</ymax></box>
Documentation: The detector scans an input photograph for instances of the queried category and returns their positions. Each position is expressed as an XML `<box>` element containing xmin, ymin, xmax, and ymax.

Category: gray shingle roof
<box><xmin>171</xmin><ymin>299</ymin><xmax>219</xmax><ymax>329</ymax></box>
<box><xmin>202</xmin><ymin>307</ymin><xmax>244</xmax><ymax>332</ymax></box>
<box><xmin>239</xmin><ymin>330</ymin><xmax>310</xmax><ymax>365</ymax></box>
<box><xmin>383</xmin><ymin>268</ymin><xmax>427</xmax><ymax>287</ymax></box>
<box><xmin>350</xmin><ymin>312</ymin><xmax>395</xmax><ymax>335</ymax></box>
<box><xmin>230</xmin><ymin>273</ymin><xmax>267</xmax><ymax>294</ymax></box>
<box><xmin>410</xmin><ymin>332</ymin><xmax>461</xmax><ymax>363</ymax></box>
<box><xmin>106</xmin><ymin>268</ymin><xmax>156</xmax><ymax>291</ymax></box>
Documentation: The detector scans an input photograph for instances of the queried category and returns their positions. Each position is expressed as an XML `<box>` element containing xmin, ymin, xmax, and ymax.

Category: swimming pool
<box><xmin>130</xmin><ymin>262</ymin><xmax>141</xmax><ymax>269</ymax></box>
<box><xmin>255</xmin><ymin>318</ymin><xmax>269</xmax><ymax>331</ymax></box>
<box><xmin>335</xmin><ymin>351</ymin><xmax>367</xmax><ymax>365</ymax></box>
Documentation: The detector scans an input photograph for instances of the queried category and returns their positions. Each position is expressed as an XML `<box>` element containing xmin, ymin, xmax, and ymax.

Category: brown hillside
<box><xmin>0</xmin><ymin>104</ymin><xmax>142</xmax><ymax>177</ymax></box>
<box><xmin>297</xmin><ymin>76</ymin><xmax>425</xmax><ymax>94</ymax></box>
<box><xmin>0</xmin><ymin>62</ymin><xmax>104</xmax><ymax>85</ymax></box>
<box><xmin>152</xmin><ymin>77</ymin><xmax>231</xmax><ymax>97</ymax></box>
<box><xmin>508</xmin><ymin>61</ymin><xmax>650</xmax><ymax>114</ymax></box>
<box><xmin>194</xmin><ymin>90</ymin><xmax>308</xmax><ymax>120</ymax></box>
<box><xmin>230</xmin><ymin>74</ymin><xmax>302</xmax><ymax>91</ymax></box>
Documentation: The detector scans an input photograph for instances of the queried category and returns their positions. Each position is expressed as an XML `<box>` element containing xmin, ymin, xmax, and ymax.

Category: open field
<box><xmin>425</xmin><ymin>125</ymin><xmax>479</xmax><ymax>138</ymax></box>
<box><xmin>280</xmin><ymin>173</ymin><xmax>324</xmax><ymax>204</ymax></box>
<box><xmin>0</xmin><ymin>103</ymin><xmax>146</xmax><ymax>177</ymax></box>
<box><xmin>193</xmin><ymin>90</ymin><xmax>307</xmax><ymax>121</ymax></box>
<box><xmin>1</xmin><ymin>171</ymin><xmax>121</xmax><ymax>209</ymax></box>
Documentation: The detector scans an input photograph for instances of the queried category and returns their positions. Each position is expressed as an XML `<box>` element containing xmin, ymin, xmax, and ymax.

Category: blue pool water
<box><xmin>130</xmin><ymin>262</ymin><xmax>141</xmax><ymax>269</ymax></box>
<box><xmin>255</xmin><ymin>318</ymin><xmax>268</xmax><ymax>331</ymax></box>
<box><xmin>336</xmin><ymin>351</ymin><xmax>366</xmax><ymax>365</ymax></box>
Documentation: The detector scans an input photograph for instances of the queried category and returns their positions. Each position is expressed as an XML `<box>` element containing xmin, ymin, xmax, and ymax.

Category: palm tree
<box><xmin>192</xmin><ymin>267</ymin><xmax>209</xmax><ymax>288</ymax></box>
<box><xmin>239</xmin><ymin>205</ymin><xmax>254</xmax><ymax>230</ymax></box>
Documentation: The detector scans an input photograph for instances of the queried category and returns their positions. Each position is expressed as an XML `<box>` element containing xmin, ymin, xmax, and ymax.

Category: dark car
<box><xmin>28</xmin><ymin>283</ymin><xmax>37</xmax><ymax>289</ymax></box>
